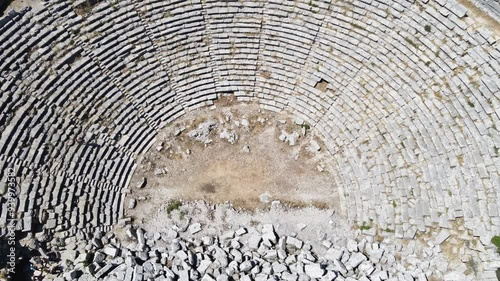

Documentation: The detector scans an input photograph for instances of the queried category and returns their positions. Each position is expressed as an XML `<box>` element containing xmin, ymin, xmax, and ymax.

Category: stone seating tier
<box><xmin>0</xmin><ymin>0</ymin><xmax>497</xmax><ymax>250</ymax></box>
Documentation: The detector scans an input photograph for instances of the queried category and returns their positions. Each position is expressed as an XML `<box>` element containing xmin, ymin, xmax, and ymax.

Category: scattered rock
<box><xmin>220</xmin><ymin>128</ymin><xmax>238</xmax><ymax>144</ymax></box>
<box><xmin>189</xmin><ymin>223</ymin><xmax>202</xmax><ymax>234</ymax></box>
<box><xmin>287</xmin><ymin>132</ymin><xmax>300</xmax><ymax>146</ymax></box>
<box><xmin>279</xmin><ymin>131</ymin><xmax>288</xmax><ymax>142</ymax></box>
<box><xmin>304</xmin><ymin>263</ymin><xmax>325</xmax><ymax>278</ymax></box>
<box><xmin>47</xmin><ymin>219</ymin><xmax>481</xmax><ymax>281</ymax></box>
<box><xmin>308</xmin><ymin>140</ymin><xmax>320</xmax><ymax>152</ymax></box>
<box><xmin>242</xmin><ymin>144</ymin><xmax>250</xmax><ymax>153</ymax></box>
<box><xmin>136</xmin><ymin>177</ymin><xmax>147</xmax><ymax>188</ymax></box>
<box><xmin>294</xmin><ymin>117</ymin><xmax>304</xmax><ymax>125</ymax></box>
<box><xmin>63</xmin><ymin>269</ymin><xmax>79</xmax><ymax>280</ymax></box>
<box><xmin>155</xmin><ymin>142</ymin><xmax>163</xmax><ymax>152</ymax></box>
<box><xmin>239</xmin><ymin>260</ymin><xmax>254</xmax><ymax>272</ymax></box>
<box><xmin>128</xmin><ymin>199</ymin><xmax>137</xmax><ymax>209</ymax></box>
<box><xmin>259</xmin><ymin>192</ymin><xmax>271</xmax><ymax>203</ymax></box>
<box><xmin>296</xmin><ymin>223</ymin><xmax>307</xmax><ymax>231</ymax></box>
<box><xmin>103</xmin><ymin>245</ymin><xmax>119</xmax><ymax>258</ymax></box>
<box><xmin>279</xmin><ymin>130</ymin><xmax>300</xmax><ymax>146</ymax></box>
<box><xmin>286</xmin><ymin>236</ymin><xmax>303</xmax><ymax>249</ymax></box>
<box><xmin>154</xmin><ymin>167</ymin><xmax>166</xmax><ymax>176</ymax></box>
<box><xmin>348</xmin><ymin>252</ymin><xmax>367</xmax><ymax>269</ymax></box>
<box><xmin>188</xmin><ymin>120</ymin><xmax>217</xmax><ymax>143</ymax></box>
<box><xmin>435</xmin><ymin>230</ymin><xmax>450</xmax><ymax>245</ymax></box>
<box><xmin>241</xmin><ymin>119</ymin><xmax>250</xmax><ymax>127</ymax></box>
<box><xmin>346</xmin><ymin>239</ymin><xmax>358</xmax><ymax>252</ymax></box>
<box><xmin>248</xmin><ymin>235</ymin><xmax>262</xmax><ymax>250</ymax></box>
<box><xmin>173</xmin><ymin>127</ymin><xmax>185</xmax><ymax>136</ymax></box>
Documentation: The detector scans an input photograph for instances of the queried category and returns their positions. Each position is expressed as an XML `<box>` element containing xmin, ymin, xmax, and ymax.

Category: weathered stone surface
<box><xmin>103</xmin><ymin>245</ymin><xmax>119</xmax><ymax>258</ymax></box>
<box><xmin>1</xmin><ymin>1</ymin><xmax>497</xmax><ymax>280</ymax></box>
<box><xmin>304</xmin><ymin>263</ymin><xmax>325</xmax><ymax>278</ymax></box>
<box><xmin>128</xmin><ymin>199</ymin><xmax>137</xmax><ymax>209</ymax></box>
<box><xmin>188</xmin><ymin>223</ymin><xmax>202</xmax><ymax>234</ymax></box>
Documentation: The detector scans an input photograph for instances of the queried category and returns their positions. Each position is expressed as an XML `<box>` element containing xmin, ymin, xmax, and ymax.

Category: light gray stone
<box><xmin>304</xmin><ymin>264</ymin><xmax>325</xmax><ymax>278</ymax></box>
<box><xmin>219</xmin><ymin>129</ymin><xmax>238</xmax><ymax>144</ymax></box>
<box><xmin>128</xmin><ymin>199</ymin><xmax>137</xmax><ymax>209</ymax></box>
<box><xmin>136</xmin><ymin>177</ymin><xmax>147</xmax><ymax>188</ymax></box>
<box><xmin>348</xmin><ymin>252</ymin><xmax>367</xmax><ymax>269</ymax></box>
<box><xmin>435</xmin><ymin>230</ymin><xmax>450</xmax><ymax>245</ymax></box>
<box><xmin>103</xmin><ymin>245</ymin><xmax>119</xmax><ymax>258</ymax></box>
<box><xmin>188</xmin><ymin>223</ymin><xmax>202</xmax><ymax>234</ymax></box>
<box><xmin>286</xmin><ymin>236</ymin><xmax>303</xmax><ymax>249</ymax></box>
<box><xmin>239</xmin><ymin>260</ymin><xmax>255</xmax><ymax>272</ymax></box>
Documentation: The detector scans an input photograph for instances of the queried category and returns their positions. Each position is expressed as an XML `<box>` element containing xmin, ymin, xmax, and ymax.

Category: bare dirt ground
<box><xmin>125</xmin><ymin>98</ymin><xmax>342</xmax><ymax>224</ymax></box>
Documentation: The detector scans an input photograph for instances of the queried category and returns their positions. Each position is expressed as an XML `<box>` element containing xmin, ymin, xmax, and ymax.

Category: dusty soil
<box><xmin>458</xmin><ymin>0</ymin><xmax>500</xmax><ymax>32</ymax></box>
<box><xmin>125</xmin><ymin>98</ymin><xmax>342</xmax><ymax>223</ymax></box>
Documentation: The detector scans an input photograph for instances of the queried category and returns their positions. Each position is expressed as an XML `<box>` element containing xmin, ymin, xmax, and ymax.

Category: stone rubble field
<box><xmin>38</xmin><ymin>202</ymin><xmax>490</xmax><ymax>281</ymax></box>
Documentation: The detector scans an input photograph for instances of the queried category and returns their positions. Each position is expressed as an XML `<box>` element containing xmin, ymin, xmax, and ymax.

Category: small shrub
<box><xmin>82</xmin><ymin>259</ymin><xmax>90</xmax><ymax>267</ymax></box>
<box><xmin>467</xmin><ymin>100</ymin><xmax>475</xmax><ymax>108</ymax></box>
<box><xmin>359</xmin><ymin>221</ymin><xmax>371</xmax><ymax>231</ymax></box>
<box><xmin>166</xmin><ymin>200</ymin><xmax>182</xmax><ymax>214</ymax></box>
<box><xmin>424</xmin><ymin>25</ymin><xmax>431</xmax><ymax>32</ymax></box>
<box><xmin>179</xmin><ymin>210</ymin><xmax>186</xmax><ymax>220</ymax></box>
<box><xmin>392</xmin><ymin>200</ymin><xmax>397</xmax><ymax>208</ymax></box>
<box><xmin>351</xmin><ymin>23</ymin><xmax>365</xmax><ymax>30</ymax></box>
<box><xmin>404</xmin><ymin>37</ymin><xmax>418</xmax><ymax>48</ymax></box>
<box><xmin>491</xmin><ymin>236</ymin><xmax>500</xmax><ymax>253</ymax></box>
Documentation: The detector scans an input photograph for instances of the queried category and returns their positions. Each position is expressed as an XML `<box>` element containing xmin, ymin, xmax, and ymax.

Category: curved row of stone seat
<box><xmin>0</xmin><ymin>6</ymin><xmax>135</xmax><ymax>182</ymax></box>
<box><xmin>135</xmin><ymin>0</ymin><xmax>218</xmax><ymax>109</ymax></box>
<box><xmin>202</xmin><ymin>0</ymin><xmax>263</xmax><ymax>98</ymax></box>
<box><xmin>471</xmin><ymin>0</ymin><xmax>500</xmax><ymax>22</ymax></box>
<box><xmin>295</xmin><ymin>0</ymin><xmax>500</xmax><ymax>240</ymax></box>
<box><xmin>255</xmin><ymin>0</ymin><xmax>324</xmax><ymax>117</ymax></box>
<box><xmin>0</xmin><ymin>0</ymin><xmax>187</xmax><ymax>235</ymax></box>
<box><xmin>0</xmin><ymin>6</ymin><xmax>138</xmax><ymax>236</ymax></box>
<box><xmin>63</xmin><ymin>0</ymin><xmax>169</xmax><ymax>155</ymax></box>
<box><xmin>75</xmin><ymin>0</ymin><xmax>176</xmax><ymax>131</ymax></box>
<box><xmin>0</xmin><ymin>152</ymin><xmax>127</xmax><ymax>236</ymax></box>
<box><xmin>307</xmin><ymin>0</ymin><xmax>447</xmax><ymax>226</ymax></box>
